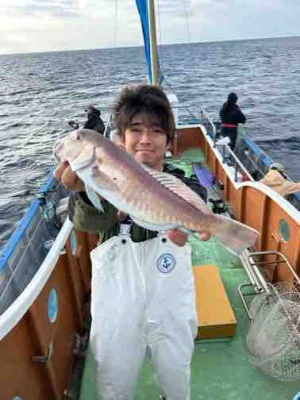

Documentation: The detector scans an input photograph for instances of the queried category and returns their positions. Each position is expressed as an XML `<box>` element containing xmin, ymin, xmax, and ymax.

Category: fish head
<box><xmin>54</xmin><ymin>129</ymin><xmax>103</xmax><ymax>171</ymax></box>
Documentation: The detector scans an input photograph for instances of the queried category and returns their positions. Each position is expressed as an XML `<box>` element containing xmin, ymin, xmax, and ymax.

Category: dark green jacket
<box><xmin>68</xmin><ymin>164</ymin><xmax>207</xmax><ymax>244</ymax></box>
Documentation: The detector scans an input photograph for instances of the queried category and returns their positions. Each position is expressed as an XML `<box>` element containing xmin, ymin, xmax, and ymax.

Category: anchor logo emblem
<box><xmin>157</xmin><ymin>253</ymin><xmax>176</xmax><ymax>273</ymax></box>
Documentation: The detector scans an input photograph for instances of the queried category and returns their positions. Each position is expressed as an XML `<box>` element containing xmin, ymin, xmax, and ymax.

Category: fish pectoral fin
<box><xmin>129</xmin><ymin>215</ymin><xmax>177</xmax><ymax>232</ymax></box>
<box><xmin>142</xmin><ymin>165</ymin><xmax>211</xmax><ymax>215</ymax></box>
<box><xmin>85</xmin><ymin>183</ymin><xmax>104</xmax><ymax>212</ymax></box>
<box><xmin>77</xmin><ymin>167</ymin><xmax>117</xmax><ymax>211</ymax></box>
<box><xmin>70</xmin><ymin>144</ymin><xmax>96</xmax><ymax>172</ymax></box>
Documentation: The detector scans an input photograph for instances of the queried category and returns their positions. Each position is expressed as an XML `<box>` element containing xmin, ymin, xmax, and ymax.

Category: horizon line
<box><xmin>1</xmin><ymin>34</ymin><xmax>299</xmax><ymax>57</ymax></box>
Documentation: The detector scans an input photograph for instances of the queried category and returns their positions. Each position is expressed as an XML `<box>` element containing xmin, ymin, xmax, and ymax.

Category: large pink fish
<box><xmin>54</xmin><ymin>129</ymin><xmax>258</xmax><ymax>254</ymax></box>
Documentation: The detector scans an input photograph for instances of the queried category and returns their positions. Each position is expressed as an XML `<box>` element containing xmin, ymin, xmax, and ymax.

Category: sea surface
<box><xmin>1</xmin><ymin>36</ymin><xmax>300</xmax><ymax>250</ymax></box>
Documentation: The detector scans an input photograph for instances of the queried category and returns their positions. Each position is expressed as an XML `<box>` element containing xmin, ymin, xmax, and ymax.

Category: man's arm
<box><xmin>236</xmin><ymin>107</ymin><xmax>246</xmax><ymax>124</ymax></box>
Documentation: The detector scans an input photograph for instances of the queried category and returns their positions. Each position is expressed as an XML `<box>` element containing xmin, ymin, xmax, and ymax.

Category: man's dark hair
<box><xmin>113</xmin><ymin>84</ymin><xmax>175</xmax><ymax>143</ymax></box>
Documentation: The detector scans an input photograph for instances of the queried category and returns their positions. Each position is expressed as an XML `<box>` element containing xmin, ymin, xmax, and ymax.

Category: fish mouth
<box><xmin>54</xmin><ymin>153</ymin><xmax>61</xmax><ymax>163</ymax></box>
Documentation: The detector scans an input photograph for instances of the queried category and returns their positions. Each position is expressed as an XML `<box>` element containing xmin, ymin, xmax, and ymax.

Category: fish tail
<box><xmin>212</xmin><ymin>215</ymin><xmax>258</xmax><ymax>255</ymax></box>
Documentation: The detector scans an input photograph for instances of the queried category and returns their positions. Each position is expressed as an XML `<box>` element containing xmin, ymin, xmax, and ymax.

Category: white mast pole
<box><xmin>148</xmin><ymin>0</ymin><xmax>159</xmax><ymax>85</ymax></box>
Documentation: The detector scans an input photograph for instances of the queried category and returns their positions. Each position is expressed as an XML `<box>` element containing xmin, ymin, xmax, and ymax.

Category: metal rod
<box><xmin>251</xmin><ymin>263</ymin><xmax>270</xmax><ymax>293</ymax></box>
<box><xmin>215</xmin><ymin>143</ymin><xmax>253</xmax><ymax>180</ymax></box>
<box><xmin>238</xmin><ymin>283</ymin><xmax>255</xmax><ymax>320</ymax></box>
<box><xmin>246</xmin><ymin>251</ymin><xmax>270</xmax><ymax>293</ymax></box>
<box><xmin>200</xmin><ymin>109</ymin><xmax>217</xmax><ymax>145</ymax></box>
<box><xmin>234</xmin><ymin>159</ymin><xmax>238</xmax><ymax>182</ymax></box>
<box><xmin>240</xmin><ymin>253</ymin><xmax>259</xmax><ymax>287</ymax></box>
<box><xmin>250</xmin><ymin>259</ymin><xmax>288</xmax><ymax>266</ymax></box>
<box><xmin>148</xmin><ymin>0</ymin><xmax>159</xmax><ymax>85</ymax></box>
<box><xmin>248</xmin><ymin>251</ymin><xmax>300</xmax><ymax>286</ymax></box>
<box><xmin>239</xmin><ymin>252</ymin><xmax>263</xmax><ymax>291</ymax></box>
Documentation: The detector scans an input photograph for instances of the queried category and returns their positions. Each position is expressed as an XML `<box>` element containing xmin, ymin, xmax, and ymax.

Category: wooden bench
<box><xmin>193</xmin><ymin>264</ymin><xmax>237</xmax><ymax>339</ymax></box>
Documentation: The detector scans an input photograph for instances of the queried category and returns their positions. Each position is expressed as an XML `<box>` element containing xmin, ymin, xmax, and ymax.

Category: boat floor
<box><xmin>79</xmin><ymin>149</ymin><xmax>300</xmax><ymax>399</ymax></box>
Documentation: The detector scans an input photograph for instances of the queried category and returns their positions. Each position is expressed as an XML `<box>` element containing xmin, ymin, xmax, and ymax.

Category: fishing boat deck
<box><xmin>79</xmin><ymin>149</ymin><xmax>300</xmax><ymax>400</ymax></box>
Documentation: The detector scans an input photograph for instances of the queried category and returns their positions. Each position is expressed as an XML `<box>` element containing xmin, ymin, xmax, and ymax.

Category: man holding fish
<box><xmin>54</xmin><ymin>84</ymin><xmax>257</xmax><ymax>400</ymax></box>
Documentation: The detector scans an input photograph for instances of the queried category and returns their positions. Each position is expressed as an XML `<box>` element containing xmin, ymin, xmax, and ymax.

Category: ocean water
<box><xmin>1</xmin><ymin>36</ymin><xmax>300</xmax><ymax>249</ymax></box>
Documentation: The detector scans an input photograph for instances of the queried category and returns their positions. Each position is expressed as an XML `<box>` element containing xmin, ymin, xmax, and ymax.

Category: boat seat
<box><xmin>193</xmin><ymin>264</ymin><xmax>237</xmax><ymax>339</ymax></box>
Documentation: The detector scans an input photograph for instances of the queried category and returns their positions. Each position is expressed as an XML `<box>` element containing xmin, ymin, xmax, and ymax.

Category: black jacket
<box><xmin>84</xmin><ymin>113</ymin><xmax>105</xmax><ymax>134</ymax></box>
<box><xmin>220</xmin><ymin>103</ymin><xmax>246</xmax><ymax>125</ymax></box>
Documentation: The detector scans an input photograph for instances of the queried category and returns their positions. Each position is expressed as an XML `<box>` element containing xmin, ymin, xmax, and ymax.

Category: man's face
<box><xmin>122</xmin><ymin>113</ymin><xmax>168</xmax><ymax>171</ymax></box>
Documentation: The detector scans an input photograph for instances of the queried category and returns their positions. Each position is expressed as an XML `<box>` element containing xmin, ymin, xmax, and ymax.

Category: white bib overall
<box><xmin>90</xmin><ymin>229</ymin><xmax>198</xmax><ymax>400</ymax></box>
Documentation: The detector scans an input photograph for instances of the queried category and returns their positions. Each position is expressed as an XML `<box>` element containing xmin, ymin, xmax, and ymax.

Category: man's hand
<box><xmin>117</xmin><ymin>211</ymin><xmax>128</xmax><ymax>221</ymax></box>
<box><xmin>54</xmin><ymin>161</ymin><xmax>85</xmax><ymax>191</ymax></box>
<box><xmin>167</xmin><ymin>229</ymin><xmax>211</xmax><ymax>247</ymax></box>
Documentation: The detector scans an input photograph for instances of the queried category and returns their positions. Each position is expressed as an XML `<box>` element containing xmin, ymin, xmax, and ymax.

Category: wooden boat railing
<box><xmin>0</xmin><ymin>217</ymin><xmax>98</xmax><ymax>399</ymax></box>
<box><xmin>173</xmin><ymin>125</ymin><xmax>300</xmax><ymax>282</ymax></box>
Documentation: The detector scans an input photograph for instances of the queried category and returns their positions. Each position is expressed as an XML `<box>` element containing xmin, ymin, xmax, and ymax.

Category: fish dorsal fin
<box><xmin>142</xmin><ymin>165</ymin><xmax>212</xmax><ymax>215</ymax></box>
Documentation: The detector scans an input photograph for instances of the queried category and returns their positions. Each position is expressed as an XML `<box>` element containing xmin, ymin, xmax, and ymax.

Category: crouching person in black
<box><xmin>84</xmin><ymin>105</ymin><xmax>105</xmax><ymax>134</ymax></box>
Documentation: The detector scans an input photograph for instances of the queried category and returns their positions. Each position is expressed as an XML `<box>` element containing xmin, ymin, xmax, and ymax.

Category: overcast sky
<box><xmin>1</xmin><ymin>0</ymin><xmax>300</xmax><ymax>55</ymax></box>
